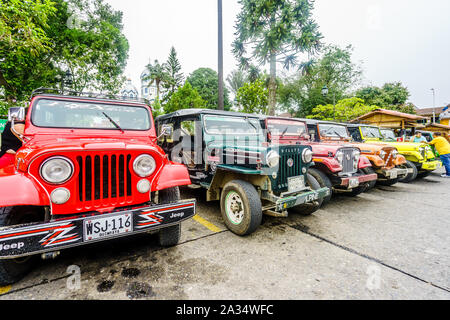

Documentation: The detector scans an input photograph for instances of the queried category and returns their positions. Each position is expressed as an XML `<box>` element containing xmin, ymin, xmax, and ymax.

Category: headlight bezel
<box><xmin>40</xmin><ymin>156</ymin><xmax>74</xmax><ymax>185</ymax></box>
<box><xmin>302</xmin><ymin>148</ymin><xmax>314</xmax><ymax>163</ymax></box>
<box><xmin>133</xmin><ymin>154</ymin><xmax>157</xmax><ymax>178</ymax></box>
<box><xmin>266</xmin><ymin>150</ymin><xmax>280</xmax><ymax>168</ymax></box>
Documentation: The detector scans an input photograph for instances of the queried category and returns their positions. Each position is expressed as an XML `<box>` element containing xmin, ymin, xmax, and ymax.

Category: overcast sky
<box><xmin>105</xmin><ymin>0</ymin><xmax>450</xmax><ymax>108</ymax></box>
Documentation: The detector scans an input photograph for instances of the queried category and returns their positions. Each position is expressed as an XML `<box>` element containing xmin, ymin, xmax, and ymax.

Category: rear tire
<box><xmin>416</xmin><ymin>171</ymin><xmax>431</xmax><ymax>179</ymax></box>
<box><xmin>398</xmin><ymin>160</ymin><xmax>418</xmax><ymax>183</ymax></box>
<box><xmin>158</xmin><ymin>187</ymin><xmax>181</xmax><ymax>247</ymax></box>
<box><xmin>361</xmin><ymin>167</ymin><xmax>377</xmax><ymax>190</ymax></box>
<box><xmin>289</xmin><ymin>173</ymin><xmax>324</xmax><ymax>216</ymax></box>
<box><xmin>308</xmin><ymin>168</ymin><xmax>333</xmax><ymax>205</ymax></box>
<box><xmin>0</xmin><ymin>207</ymin><xmax>41</xmax><ymax>286</ymax></box>
<box><xmin>220</xmin><ymin>180</ymin><xmax>262</xmax><ymax>236</ymax></box>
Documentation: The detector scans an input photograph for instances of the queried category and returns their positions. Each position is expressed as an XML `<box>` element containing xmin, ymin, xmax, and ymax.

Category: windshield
<box><xmin>380</xmin><ymin>129</ymin><xmax>396</xmax><ymax>140</ymax></box>
<box><xmin>32</xmin><ymin>99</ymin><xmax>151</xmax><ymax>130</ymax></box>
<box><xmin>361</xmin><ymin>126</ymin><xmax>382</xmax><ymax>139</ymax></box>
<box><xmin>204</xmin><ymin>115</ymin><xmax>262</xmax><ymax>135</ymax></box>
<box><xmin>319</xmin><ymin>124</ymin><xmax>350</xmax><ymax>139</ymax></box>
<box><xmin>267</xmin><ymin>119</ymin><xmax>306</xmax><ymax>137</ymax></box>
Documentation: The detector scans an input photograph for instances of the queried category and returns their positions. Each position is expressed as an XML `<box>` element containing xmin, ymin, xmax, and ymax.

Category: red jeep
<box><xmin>0</xmin><ymin>90</ymin><xmax>195</xmax><ymax>285</ymax></box>
<box><xmin>264</xmin><ymin>117</ymin><xmax>377</xmax><ymax>204</ymax></box>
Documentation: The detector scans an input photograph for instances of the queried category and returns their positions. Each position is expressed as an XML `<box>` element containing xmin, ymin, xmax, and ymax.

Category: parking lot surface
<box><xmin>0</xmin><ymin>169</ymin><xmax>449</xmax><ymax>300</ymax></box>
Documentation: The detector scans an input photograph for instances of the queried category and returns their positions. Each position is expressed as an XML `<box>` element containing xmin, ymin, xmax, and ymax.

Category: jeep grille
<box><xmin>380</xmin><ymin>148</ymin><xmax>395</xmax><ymax>168</ymax></box>
<box><xmin>76</xmin><ymin>154</ymin><xmax>133</xmax><ymax>202</ymax></box>
<box><xmin>272</xmin><ymin>146</ymin><xmax>304</xmax><ymax>192</ymax></box>
<box><xmin>340</xmin><ymin>148</ymin><xmax>358</xmax><ymax>175</ymax></box>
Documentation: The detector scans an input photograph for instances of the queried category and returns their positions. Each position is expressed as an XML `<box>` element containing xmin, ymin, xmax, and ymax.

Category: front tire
<box><xmin>289</xmin><ymin>173</ymin><xmax>324</xmax><ymax>216</ymax></box>
<box><xmin>158</xmin><ymin>187</ymin><xmax>181</xmax><ymax>247</ymax></box>
<box><xmin>0</xmin><ymin>207</ymin><xmax>41</xmax><ymax>286</ymax></box>
<box><xmin>361</xmin><ymin>167</ymin><xmax>377</xmax><ymax>190</ymax></box>
<box><xmin>398</xmin><ymin>160</ymin><xmax>418</xmax><ymax>183</ymax></box>
<box><xmin>377</xmin><ymin>178</ymin><xmax>399</xmax><ymax>186</ymax></box>
<box><xmin>308</xmin><ymin>168</ymin><xmax>333</xmax><ymax>205</ymax></box>
<box><xmin>220</xmin><ymin>180</ymin><xmax>262</xmax><ymax>236</ymax></box>
<box><xmin>416</xmin><ymin>171</ymin><xmax>431</xmax><ymax>179</ymax></box>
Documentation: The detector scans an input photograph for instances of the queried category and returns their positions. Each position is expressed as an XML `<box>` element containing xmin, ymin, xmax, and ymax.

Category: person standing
<box><xmin>410</xmin><ymin>132</ymin><xmax>427</xmax><ymax>143</ymax></box>
<box><xmin>428</xmin><ymin>132</ymin><xmax>450</xmax><ymax>178</ymax></box>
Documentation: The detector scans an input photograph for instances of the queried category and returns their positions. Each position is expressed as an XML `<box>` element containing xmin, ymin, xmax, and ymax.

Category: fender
<box><xmin>153</xmin><ymin>161</ymin><xmax>192</xmax><ymax>191</ymax></box>
<box><xmin>0</xmin><ymin>167</ymin><xmax>50</xmax><ymax>207</ymax></box>
<box><xmin>394</xmin><ymin>155</ymin><xmax>407</xmax><ymax>166</ymax></box>
<box><xmin>312</xmin><ymin>157</ymin><xmax>342</xmax><ymax>173</ymax></box>
<box><xmin>364</xmin><ymin>154</ymin><xmax>385</xmax><ymax>168</ymax></box>
<box><xmin>358</xmin><ymin>156</ymin><xmax>372</xmax><ymax>169</ymax></box>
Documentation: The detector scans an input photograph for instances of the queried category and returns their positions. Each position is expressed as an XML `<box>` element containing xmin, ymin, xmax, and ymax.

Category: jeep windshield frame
<box><xmin>360</xmin><ymin>126</ymin><xmax>382</xmax><ymax>139</ymax></box>
<box><xmin>318</xmin><ymin>123</ymin><xmax>350</xmax><ymax>140</ymax></box>
<box><xmin>203</xmin><ymin>114</ymin><xmax>263</xmax><ymax>136</ymax></box>
<box><xmin>266</xmin><ymin>118</ymin><xmax>307</xmax><ymax>138</ymax></box>
<box><xmin>31</xmin><ymin>98</ymin><xmax>151</xmax><ymax>131</ymax></box>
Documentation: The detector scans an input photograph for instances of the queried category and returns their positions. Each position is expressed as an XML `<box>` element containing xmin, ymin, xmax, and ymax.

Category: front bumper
<box><xmin>0</xmin><ymin>200</ymin><xmax>196</xmax><ymax>259</ymax></box>
<box><xmin>338</xmin><ymin>173</ymin><xmax>378</xmax><ymax>189</ymax></box>
<box><xmin>420</xmin><ymin>160</ymin><xmax>442</xmax><ymax>171</ymax></box>
<box><xmin>271</xmin><ymin>187</ymin><xmax>330</xmax><ymax>212</ymax></box>
<box><xmin>377</xmin><ymin>168</ymin><xmax>409</xmax><ymax>180</ymax></box>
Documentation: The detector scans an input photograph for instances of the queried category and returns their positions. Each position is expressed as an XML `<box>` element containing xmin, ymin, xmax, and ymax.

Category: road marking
<box><xmin>0</xmin><ymin>285</ymin><xmax>11</xmax><ymax>295</ymax></box>
<box><xmin>193</xmin><ymin>214</ymin><xmax>222</xmax><ymax>233</ymax></box>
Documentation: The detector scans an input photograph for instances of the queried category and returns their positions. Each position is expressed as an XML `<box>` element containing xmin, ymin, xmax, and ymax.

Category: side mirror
<box><xmin>8</xmin><ymin>107</ymin><xmax>26</xmax><ymax>122</ymax></box>
<box><xmin>161</xmin><ymin>124</ymin><xmax>173</xmax><ymax>137</ymax></box>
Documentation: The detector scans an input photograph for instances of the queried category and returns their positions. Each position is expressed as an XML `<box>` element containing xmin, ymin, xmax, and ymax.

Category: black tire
<box><xmin>346</xmin><ymin>184</ymin><xmax>368</xmax><ymax>197</ymax></box>
<box><xmin>377</xmin><ymin>178</ymin><xmax>399</xmax><ymax>186</ymax></box>
<box><xmin>361</xmin><ymin>167</ymin><xmax>377</xmax><ymax>190</ymax></box>
<box><xmin>398</xmin><ymin>160</ymin><xmax>418</xmax><ymax>183</ymax></box>
<box><xmin>308</xmin><ymin>168</ymin><xmax>333</xmax><ymax>205</ymax></box>
<box><xmin>416</xmin><ymin>171</ymin><xmax>431</xmax><ymax>179</ymax></box>
<box><xmin>0</xmin><ymin>207</ymin><xmax>41</xmax><ymax>286</ymax></box>
<box><xmin>157</xmin><ymin>187</ymin><xmax>181</xmax><ymax>247</ymax></box>
<box><xmin>289</xmin><ymin>173</ymin><xmax>324</xmax><ymax>216</ymax></box>
<box><xmin>220</xmin><ymin>180</ymin><xmax>262</xmax><ymax>236</ymax></box>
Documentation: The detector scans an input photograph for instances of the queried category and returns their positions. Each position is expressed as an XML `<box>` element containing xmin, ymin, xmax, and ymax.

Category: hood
<box><xmin>306</xmin><ymin>142</ymin><xmax>356</xmax><ymax>157</ymax></box>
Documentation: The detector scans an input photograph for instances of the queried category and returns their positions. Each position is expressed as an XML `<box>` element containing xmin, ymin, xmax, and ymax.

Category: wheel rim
<box><xmin>225</xmin><ymin>191</ymin><xmax>245</xmax><ymax>225</ymax></box>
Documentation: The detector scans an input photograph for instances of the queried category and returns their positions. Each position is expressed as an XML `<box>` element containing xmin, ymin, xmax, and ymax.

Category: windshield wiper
<box><xmin>279</xmin><ymin>127</ymin><xmax>289</xmax><ymax>139</ymax></box>
<box><xmin>102</xmin><ymin>112</ymin><xmax>124</xmax><ymax>133</ymax></box>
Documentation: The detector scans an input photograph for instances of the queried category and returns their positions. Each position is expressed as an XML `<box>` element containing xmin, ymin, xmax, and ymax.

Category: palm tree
<box><xmin>144</xmin><ymin>59</ymin><xmax>169</xmax><ymax>101</ymax></box>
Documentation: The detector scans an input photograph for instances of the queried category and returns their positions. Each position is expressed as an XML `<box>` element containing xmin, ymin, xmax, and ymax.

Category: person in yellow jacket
<box><xmin>428</xmin><ymin>132</ymin><xmax>450</xmax><ymax>178</ymax></box>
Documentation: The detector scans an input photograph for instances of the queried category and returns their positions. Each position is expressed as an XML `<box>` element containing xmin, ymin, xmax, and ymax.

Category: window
<box><xmin>203</xmin><ymin>115</ymin><xmax>262</xmax><ymax>135</ymax></box>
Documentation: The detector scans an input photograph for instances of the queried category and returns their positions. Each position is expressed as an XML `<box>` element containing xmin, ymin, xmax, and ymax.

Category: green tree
<box><xmin>236</xmin><ymin>79</ymin><xmax>269</xmax><ymax>114</ymax></box>
<box><xmin>144</xmin><ymin>59</ymin><xmax>170</xmax><ymax>101</ymax></box>
<box><xmin>164</xmin><ymin>81</ymin><xmax>206</xmax><ymax>114</ymax></box>
<box><xmin>233</xmin><ymin>0</ymin><xmax>322</xmax><ymax>116</ymax></box>
<box><xmin>307</xmin><ymin>97</ymin><xmax>378</xmax><ymax>122</ymax></box>
<box><xmin>0</xmin><ymin>0</ymin><xmax>129</xmax><ymax>101</ymax></box>
<box><xmin>187</xmin><ymin>68</ymin><xmax>231</xmax><ymax>110</ymax></box>
<box><xmin>355</xmin><ymin>82</ymin><xmax>415</xmax><ymax>114</ymax></box>
<box><xmin>164</xmin><ymin>46</ymin><xmax>184</xmax><ymax>97</ymax></box>
<box><xmin>278</xmin><ymin>45</ymin><xmax>362</xmax><ymax>117</ymax></box>
<box><xmin>226</xmin><ymin>69</ymin><xmax>247</xmax><ymax>96</ymax></box>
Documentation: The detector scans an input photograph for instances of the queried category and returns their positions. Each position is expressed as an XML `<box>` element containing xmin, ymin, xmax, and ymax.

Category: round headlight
<box><xmin>266</xmin><ymin>150</ymin><xmax>280</xmax><ymax>168</ymax></box>
<box><xmin>378</xmin><ymin>150</ymin><xmax>387</xmax><ymax>159</ymax></box>
<box><xmin>40</xmin><ymin>157</ymin><xmax>74</xmax><ymax>184</ymax></box>
<box><xmin>133</xmin><ymin>154</ymin><xmax>156</xmax><ymax>177</ymax></box>
<box><xmin>302</xmin><ymin>149</ymin><xmax>314</xmax><ymax>163</ymax></box>
<box><xmin>335</xmin><ymin>151</ymin><xmax>344</xmax><ymax>164</ymax></box>
<box><xmin>392</xmin><ymin>150</ymin><xmax>399</xmax><ymax>158</ymax></box>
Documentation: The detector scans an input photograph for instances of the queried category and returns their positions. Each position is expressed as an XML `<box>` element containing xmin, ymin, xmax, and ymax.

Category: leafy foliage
<box><xmin>164</xmin><ymin>81</ymin><xmax>206</xmax><ymax>114</ymax></box>
<box><xmin>278</xmin><ymin>45</ymin><xmax>362</xmax><ymax>117</ymax></box>
<box><xmin>233</xmin><ymin>0</ymin><xmax>322</xmax><ymax>115</ymax></box>
<box><xmin>236</xmin><ymin>79</ymin><xmax>269</xmax><ymax>114</ymax></box>
<box><xmin>144</xmin><ymin>59</ymin><xmax>169</xmax><ymax>101</ymax></box>
<box><xmin>307</xmin><ymin>97</ymin><xmax>378</xmax><ymax>122</ymax></box>
<box><xmin>164</xmin><ymin>47</ymin><xmax>184</xmax><ymax>97</ymax></box>
<box><xmin>0</xmin><ymin>0</ymin><xmax>129</xmax><ymax>101</ymax></box>
<box><xmin>355</xmin><ymin>82</ymin><xmax>415</xmax><ymax>114</ymax></box>
<box><xmin>187</xmin><ymin>68</ymin><xmax>231</xmax><ymax>110</ymax></box>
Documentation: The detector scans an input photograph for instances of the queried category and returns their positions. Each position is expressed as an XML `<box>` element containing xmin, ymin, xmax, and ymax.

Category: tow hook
<box><xmin>41</xmin><ymin>251</ymin><xmax>60</xmax><ymax>260</ymax></box>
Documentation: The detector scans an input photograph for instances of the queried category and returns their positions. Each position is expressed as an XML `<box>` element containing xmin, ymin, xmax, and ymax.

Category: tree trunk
<box><xmin>267</xmin><ymin>52</ymin><xmax>277</xmax><ymax>116</ymax></box>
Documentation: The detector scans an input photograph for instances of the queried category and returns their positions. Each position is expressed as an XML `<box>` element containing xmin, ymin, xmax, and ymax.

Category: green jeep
<box><xmin>156</xmin><ymin>109</ymin><xmax>330</xmax><ymax>236</ymax></box>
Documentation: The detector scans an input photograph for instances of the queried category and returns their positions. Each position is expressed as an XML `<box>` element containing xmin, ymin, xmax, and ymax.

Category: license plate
<box><xmin>83</xmin><ymin>213</ymin><xmax>133</xmax><ymax>241</ymax></box>
<box><xmin>349</xmin><ymin>178</ymin><xmax>359</xmax><ymax>188</ymax></box>
<box><xmin>390</xmin><ymin>170</ymin><xmax>398</xmax><ymax>179</ymax></box>
<box><xmin>288</xmin><ymin>175</ymin><xmax>305</xmax><ymax>192</ymax></box>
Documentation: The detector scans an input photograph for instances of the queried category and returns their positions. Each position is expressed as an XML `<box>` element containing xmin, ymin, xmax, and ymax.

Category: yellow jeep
<box><xmin>347</xmin><ymin>124</ymin><xmax>442</xmax><ymax>182</ymax></box>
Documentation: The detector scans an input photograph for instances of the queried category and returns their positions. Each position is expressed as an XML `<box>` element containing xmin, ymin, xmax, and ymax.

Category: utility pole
<box><xmin>431</xmin><ymin>88</ymin><xmax>436</xmax><ymax>123</ymax></box>
<box><xmin>217</xmin><ymin>0</ymin><xmax>224</xmax><ymax>110</ymax></box>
